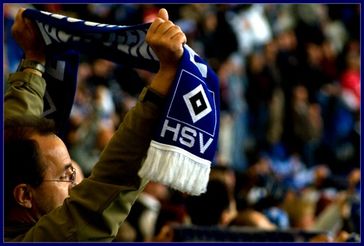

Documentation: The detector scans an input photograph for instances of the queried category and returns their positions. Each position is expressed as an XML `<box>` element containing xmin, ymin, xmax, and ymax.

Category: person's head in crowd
<box><xmin>152</xmin><ymin>204</ymin><xmax>188</xmax><ymax>242</ymax></box>
<box><xmin>4</xmin><ymin>117</ymin><xmax>75</xmax><ymax>223</ymax></box>
<box><xmin>245</xmin><ymin>147</ymin><xmax>272</xmax><ymax>176</ymax></box>
<box><xmin>185</xmin><ymin>179</ymin><xmax>232</xmax><ymax>226</ymax></box>
<box><xmin>143</xmin><ymin>181</ymin><xmax>170</xmax><ymax>203</ymax></box>
<box><xmin>230</xmin><ymin>209</ymin><xmax>276</xmax><ymax>230</ymax></box>
<box><xmin>209</xmin><ymin>165</ymin><xmax>236</xmax><ymax>196</ymax></box>
<box><xmin>209</xmin><ymin>165</ymin><xmax>238</xmax><ymax>224</ymax></box>
<box><xmin>283</xmin><ymin>192</ymin><xmax>316</xmax><ymax>230</ymax></box>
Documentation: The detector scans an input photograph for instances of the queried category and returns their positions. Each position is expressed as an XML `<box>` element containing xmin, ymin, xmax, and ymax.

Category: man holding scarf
<box><xmin>4</xmin><ymin>7</ymin><xmax>186</xmax><ymax>241</ymax></box>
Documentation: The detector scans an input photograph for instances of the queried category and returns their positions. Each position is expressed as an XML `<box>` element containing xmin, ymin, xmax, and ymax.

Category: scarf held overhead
<box><xmin>24</xmin><ymin>8</ymin><xmax>220</xmax><ymax>195</ymax></box>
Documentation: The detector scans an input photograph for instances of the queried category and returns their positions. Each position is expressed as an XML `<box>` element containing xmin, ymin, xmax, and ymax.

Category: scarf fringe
<box><xmin>138</xmin><ymin>141</ymin><xmax>211</xmax><ymax>196</ymax></box>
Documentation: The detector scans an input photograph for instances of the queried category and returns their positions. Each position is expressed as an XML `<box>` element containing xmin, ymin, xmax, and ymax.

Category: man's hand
<box><xmin>11</xmin><ymin>8</ymin><xmax>45</xmax><ymax>64</ymax></box>
<box><xmin>146</xmin><ymin>8</ymin><xmax>187</xmax><ymax>96</ymax></box>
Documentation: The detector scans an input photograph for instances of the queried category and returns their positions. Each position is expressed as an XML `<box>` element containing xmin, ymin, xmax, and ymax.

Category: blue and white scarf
<box><xmin>23</xmin><ymin>8</ymin><xmax>220</xmax><ymax>195</ymax></box>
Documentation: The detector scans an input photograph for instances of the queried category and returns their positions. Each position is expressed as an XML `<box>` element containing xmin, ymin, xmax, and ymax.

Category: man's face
<box><xmin>30</xmin><ymin>133</ymin><xmax>73</xmax><ymax>217</ymax></box>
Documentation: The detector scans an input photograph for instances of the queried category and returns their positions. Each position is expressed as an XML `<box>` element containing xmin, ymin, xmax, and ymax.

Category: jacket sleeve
<box><xmin>4</xmin><ymin>72</ymin><xmax>46</xmax><ymax>119</ymax></box>
<box><xmin>5</xmin><ymin>72</ymin><xmax>160</xmax><ymax>241</ymax></box>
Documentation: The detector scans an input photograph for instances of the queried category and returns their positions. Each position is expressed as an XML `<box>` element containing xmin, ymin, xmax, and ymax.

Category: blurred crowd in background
<box><xmin>4</xmin><ymin>3</ymin><xmax>360</xmax><ymax>242</ymax></box>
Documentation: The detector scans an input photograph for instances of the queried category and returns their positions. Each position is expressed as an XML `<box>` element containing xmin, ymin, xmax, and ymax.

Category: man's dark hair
<box><xmin>4</xmin><ymin>117</ymin><xmax>56</xmax><ymax>218</ymax></box>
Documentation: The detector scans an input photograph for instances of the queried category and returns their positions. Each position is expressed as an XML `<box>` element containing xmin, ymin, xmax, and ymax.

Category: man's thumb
<box><xmin>158</xmin><ymin>8</ymin><xmax>169</xmax><ymax>21</ymax></box>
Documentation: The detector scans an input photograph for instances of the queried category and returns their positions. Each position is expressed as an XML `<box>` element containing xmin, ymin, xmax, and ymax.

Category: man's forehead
<box><xmin>30</xmin><ymin>133</ymin><xmax>71</xmax><ymax>169</ymax></box>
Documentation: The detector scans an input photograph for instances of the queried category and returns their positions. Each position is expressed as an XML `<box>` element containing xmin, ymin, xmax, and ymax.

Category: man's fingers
<box><xmin>146</xmin><ymin>7</ymin><xmax>185</xmax><ymax>62</ymax></box>
<box><xmin>24</xmin><ymin>16</ymin><xmax>38</xmax><ymax>31</ymax></box>
<box><xmin>171</xmin><ymin>32</ymin><xmax>187</xmax><ymax>45</ymax></box>
<box><xmin>146</xmin><ymin>18</ymin><xmax>164</xmax><ymax>42</ymax></box>
<box><xmin>147</xmin><ymin>19</ymin><xmax>175</xmax><ymax>42</ymax></box>
<box><xmin>15</xmin><ymin>8</ymin><xmax>25</xmax><ymax>20</ymax></box>
<box><xmin>155</xmin><ymin>21</ymin><xmax>175</xmax><ymax>36</ymax></box>
<box><xmin>157</xmin><ymin>8</ymin><xmax>169</xmax><ymax>21</ymax></box>
<box><xmin>148</xmin><ymin>8</ymin><xmax>168</xmax><ymax>33</ymax></box>
<box><xmin>164</xmin><ymin>25</ymin><xmax>187</xmax><ymax>44</ymax></box>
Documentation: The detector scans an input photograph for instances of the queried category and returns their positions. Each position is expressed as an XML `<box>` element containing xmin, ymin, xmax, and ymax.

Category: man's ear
<box><xmin>13</xmin><ymin>184</ymin><xmax>33</xmax><ymax>209</ymax></box>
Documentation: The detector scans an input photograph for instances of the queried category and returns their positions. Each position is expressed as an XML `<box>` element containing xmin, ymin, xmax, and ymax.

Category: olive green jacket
<box><xmin>4</xmin><ymin>72</ymin><xmax>161</xmax><ymax>241</ymax></box>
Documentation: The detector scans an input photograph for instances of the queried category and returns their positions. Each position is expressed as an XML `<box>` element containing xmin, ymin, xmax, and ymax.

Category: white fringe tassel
<box><xmin>138</xmin><ymin>141</ymin><xmax>211</xmax><ymax>196</ymax></box>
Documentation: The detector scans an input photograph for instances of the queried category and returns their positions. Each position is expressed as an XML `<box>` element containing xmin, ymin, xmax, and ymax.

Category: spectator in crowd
<box><xmin>126</xmin><ymin>182</ymin><xmax>170</xmax><ymax>242</ymax></box>
<box><xmin>231</xmin><ymin>209</ymin><xmax>276</xmax><ymax>229</ymax></box>
<box><xmin>151</xmin><ymin>201</ymin><xmax>189</xmax><ymax>242</ymax></box>
<box><xmin>186</xmin><ymin>179</ymin><xmax>235</xmax><ymax>226</ymax></box>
